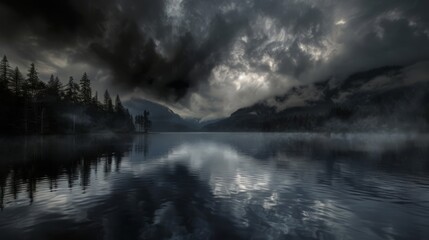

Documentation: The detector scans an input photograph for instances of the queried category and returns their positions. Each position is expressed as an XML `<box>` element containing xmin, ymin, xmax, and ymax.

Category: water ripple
<box><xmin>0</xmin><ymin>133</ymin><xmax>428</xmax><ymax>239</ymax></box>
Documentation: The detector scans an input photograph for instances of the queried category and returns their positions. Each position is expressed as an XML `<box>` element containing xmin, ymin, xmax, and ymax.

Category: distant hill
<box><xmin>205</xmin><ymin>62</ymin><xmax>429</xmax><ymax>132</ymax></box>
<box><xmin>124</xmin><ymin>98</ymin><xmax>199</xmax><ymax>132</ymax></box>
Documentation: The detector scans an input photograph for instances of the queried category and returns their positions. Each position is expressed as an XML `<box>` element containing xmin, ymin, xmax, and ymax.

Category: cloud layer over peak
<box><xmin>1</xmin><ymin>0</ymin><xmax>429</xmax><ymax>119</ymax></box>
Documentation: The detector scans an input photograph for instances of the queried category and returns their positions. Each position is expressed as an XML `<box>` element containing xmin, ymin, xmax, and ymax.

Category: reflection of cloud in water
<box><xmin>126</xmin><ymin>142</ymin><xmax>354</xmax><ymax>238</ymax></box>
<box><xmin>1</xmin><ymin>133</ymin><xmax>429</xmax><ymax>239</ymax></box>
<box><xmin>127</xmin><ymin>135</ymin><xmax>429</xmax><ymax>239</ymax></box>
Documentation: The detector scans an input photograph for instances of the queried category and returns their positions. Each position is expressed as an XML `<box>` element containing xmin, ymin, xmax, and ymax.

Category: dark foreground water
<box><xmin>0</xmin><ymin>133</ymin><xmax>428</xmax><ymax>240</ymax></box>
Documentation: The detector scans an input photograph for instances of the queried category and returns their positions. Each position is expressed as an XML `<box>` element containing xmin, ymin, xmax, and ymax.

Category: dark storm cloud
<box><xmin>1</xmin><ymin>0</ymin><xmax>429</xmax><ymax>118</ymax></box>
<box><xmin>0</xmin><ymin>0</ymin><xmax>248</xmax><ymax>101</ymax></box>
<box><xmin>89</xmin><ymin>9</ymin><xmax>248</xmax><ymax>100</ymax></box>
<box><xmin>0</xmin><ymin>0</ymin><xmax>108</xmax><ymax>56</ymax></box>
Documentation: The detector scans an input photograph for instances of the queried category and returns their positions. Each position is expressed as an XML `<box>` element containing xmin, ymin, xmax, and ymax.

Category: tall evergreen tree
<box><xmin>26</xmin><ymin>63</ymin><xmax>41</xmax><ymax>98</ymax></box>
<box><xmin>0</xmin><ymin>55</ymin><xmax>11</xmax><ymax>89</ymax></box>
<box><xmin>65</xmin><ymin>77</ymin><xmax>80</xmax><ymax>103</ymax></box>
<box><xmin>27</xmin><ymin>63</ymin><xmax>39</xmax><ymax>83</ymax></box>
<box><xmin>47</xmin><ymin>74</ymin><xmax>55</xmax><ymax>93</ymax></box>
<box><xmin>48</xmin><ymin>74</ymin><xmax>55</xmax><ymax>84</ymax></box>
<box><xmin>65</xmin><ymin>77</ymin><xmax>73</xmax><ymax>99</ymax></box>
<box><xmin>104</xmin><ymin>90</ymin><xmax>113</xmax><ymax>112</ymax></box>
<box><xmin>55</xmin><ymin>76</ymin><xmax>62</xmax><ymax>96</ymax></box>
<box><xmin>11</xmin><ymin>67</ymin><xmax>23</xmax><ymax>96</ymax></box>
<box><xmin>47</xmin><ymin>75</ymin><xmax>62</xmax><ymax>98</ymax></box>
<box><xmin>115</xmin><ymin>94</ymin><xmax>124</xmax><ymax>113</ymax></box>
<box><xmin>143</xmin><ymin>110</ymin><xmax>151</xmax><ymax>133</ymax></box>
<box><xmin>79</xmin><ymin>72</ymin><xmax>91</xmax><ymax>104</ymax></box>
<box><xmin>92</xmin><ymin>91</ymin><xmax>99</xmax><ymax>105</ymax></box>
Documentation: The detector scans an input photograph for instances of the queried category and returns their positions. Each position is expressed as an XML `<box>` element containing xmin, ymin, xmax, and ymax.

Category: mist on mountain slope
<box><xmin>205</xmin><ymin>62</ymin><xmax>429</xmax><ymax>132</ymax></box>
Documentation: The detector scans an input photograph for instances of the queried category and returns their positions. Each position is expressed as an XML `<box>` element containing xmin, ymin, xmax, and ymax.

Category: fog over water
<box><xmin>0</xmin><ymin>133</ymin><xmax>428</xmax><ymax>239</ymax></box>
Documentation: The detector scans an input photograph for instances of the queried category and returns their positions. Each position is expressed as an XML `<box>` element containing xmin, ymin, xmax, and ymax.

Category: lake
<box><xmin>0</xmin><ymin>133</ymin><xmax>428</xmax><ymax>240</ymax></box>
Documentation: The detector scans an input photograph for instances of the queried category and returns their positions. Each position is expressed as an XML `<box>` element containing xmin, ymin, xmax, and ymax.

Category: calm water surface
<box><xmin>0</xmin><ymin>133</ymin><xmax>428</xmax><ymax>240</ymax></box>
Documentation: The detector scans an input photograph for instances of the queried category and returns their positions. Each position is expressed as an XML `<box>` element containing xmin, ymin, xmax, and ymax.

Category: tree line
<box><xmin>135</xmin><ymin>110</ymin><xmax>151</xmax><ymax>133</ymax></box>
<box><xmin>0</xmin><ymin>55</ymin><xmax>135</xmax><ymax>134</ymax></box>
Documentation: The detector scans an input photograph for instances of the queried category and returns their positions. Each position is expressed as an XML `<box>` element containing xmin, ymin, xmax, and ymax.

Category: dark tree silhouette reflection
<box><xmin>0</xmin><ymin>135</ymin><xmax>133</xmax><ymax>207</ymax></box>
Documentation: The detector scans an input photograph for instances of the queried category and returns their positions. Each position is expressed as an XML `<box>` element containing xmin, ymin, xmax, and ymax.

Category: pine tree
<box><xmin>48</xmin><ymin>74</ymin><xmax>55</xmax><ymax>84</ymax></box>
<box><xmin>79</xmin><ymin>72</ymin><xmax>91</xmax><ymax>104</ymax></box>
<box><xmin>11</xmin><ymin>67</ymin><xmax>23</xmax><ymax>96</ymax></box>
<box><xmin>104</xmin><ymin>90</ymin><xmax>113</xmax><ymax>112</ymax></box>
<box><xmin>72</xmin><ymin>81</ymin><xmax>80</xmax><ymax>103</ymax></box>
<box><xmin>65</xmin><ymin>77</ymin><xmax>73</xmax><ymax>99</ymax></box>
<box><xmin>26</xmin><ymin>63</ymin><xmax>41</xmax><ymax>98</ymax></box>
<box><xmin>54</xmin><ymin>76</ymin><xmax>62</xmax><ymax>96</ymax></box>
<box><xmin>0</xmin><ymin>55</ymin><xmax>11</xmax><ymax>89</ymax></box>
<box><xmin>143</xmin><ymin>110</ymin><xmax>151</xmax><ymax>133</ymax></box>
<box><xmin>115</xmin><ymin>94</ymin><xmax>124</xmax><ymax>113</ymax></box>
<box><xmin>27</xmin><ymin>63</ymin><xmax>39</xmax><ymax>83</ymax></box>
<box><xmin>126</xmin><ymin>109</ymin><xmax>135</xmax><ymax>131</ymax></box>
<box><xmin>65</xmin><ymin>77</ymin><xmax>80</xmax><ymax>103</ymax></box>
<box><xmin>92</xmin><ymin>91</ymin><xmax>99</xmax><ymax>105</ymax></box>
<box><xmin>47</xmin><ymin>75</ymin><xmax>62</xmax><ymax>98</ymax></box>
<box><xmin>47</xmin><ymin>74</ymin><xmax>55</xmax><ymax>93</ymax></box>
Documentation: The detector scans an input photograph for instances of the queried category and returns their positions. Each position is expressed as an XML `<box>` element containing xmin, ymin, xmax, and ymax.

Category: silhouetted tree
<box><xmin>330</xmin><ymin>105</ymin><xmax>353</xmax><ymax>120</ymax></box>
<box><xmin>11</xmin><ymin>67</ymin><xmax>23</xmax><ymax>96</ymax></box>
<box><xmin>65</xmin><ymin>77</ymin><xmax>80</xmax><ymax>103</ymax></box>
<box><xmin>92</xmin><ymin>91</ymin><xmax>99</xmax><ymax>106</ymax></box>
<box><xmin>115</xmin><ymin>94</ymin><xmax>124</xmax><ymax>113</ymax></box>
<box><xmin>26</xmin><ymin>63</ymin><xmax>43</xmax><ymax>98</ymax></box>
<box><xmin>49</xmin><ymin>74</ymin><xmax>54</xmax><ymax>84</ymax></box>
<box><xmin>143</xmin><ymin>110</ymin><xmax>151</xmax><ymax>133</ymax></box>
<box><xmin>134</xmin><ymin>111</ymin><xmax>151</xmax><ymax>133</ymax></box>
<box><xmin>135</xmin><ymin>115</ymin><xmax>144</xmax><ymax>132</ymax></box>
<box><xmin>79</xmin><ymin>72</ymin><xmax>91</xmax><ymax>104</ymax></box>
<box><xmin>47</xmin><ymin>75</ymin><xmax>62</xmax><ymax>99</ymax></box>
<box><xmin>0</xmin><ymin>55</ymin><xmax>11</xmax><ymax>89</ymax></box>
<box><xmin>126</xmin><ymin>109</ymin><xmax>135</xmax><ymax>130</ymax></box>
<box><xmin>104</xmin><ymin>90</ymin><xmax>113</xmax><ymax>112</ymax></box>
<box><xmin>55</xmin><ymin>76</ymin><xmax>62</xmax><ymax>97</ymax></box>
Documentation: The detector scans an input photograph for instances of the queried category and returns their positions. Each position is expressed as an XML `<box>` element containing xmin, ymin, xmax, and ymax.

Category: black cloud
<box><xmin>1</xmin><ymin>0</ymin><xmax>429</xmax><ymax>118</ymax></box>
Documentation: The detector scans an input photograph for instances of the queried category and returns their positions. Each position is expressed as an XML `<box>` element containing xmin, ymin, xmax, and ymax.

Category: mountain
<box><xmin>124</xmin><ymin>98</ymin><xmax>199</xmax><ymax>132</ymax></box>
<box><xmin>205</xmin><ymin>62</ymin><xmax>429</xmax><ymax>132</ymax></box>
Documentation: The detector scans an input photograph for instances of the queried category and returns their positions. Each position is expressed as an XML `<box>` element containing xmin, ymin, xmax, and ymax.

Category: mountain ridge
<box><xmin>205</xmin><ymin>62</ymin><xmax>429</xmax><ymax>132</ymax></box>
<box><xmin>124</xmin><ymin>98</ymin><xmax>200</xmax><ymax>132</ymax></box>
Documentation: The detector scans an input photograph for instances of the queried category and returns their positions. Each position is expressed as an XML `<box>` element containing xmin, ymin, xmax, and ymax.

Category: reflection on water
<box><xmin>0</xmin><ymin>133</ymin><xmax>429</xmax><ymax>240</ymax></box>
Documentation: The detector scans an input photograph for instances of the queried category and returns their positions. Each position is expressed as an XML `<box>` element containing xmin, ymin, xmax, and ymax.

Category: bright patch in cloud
<box><xmin>336</xmin><ymin>19</ymin><xmax>346</xmax><ymax>25</ymax></box>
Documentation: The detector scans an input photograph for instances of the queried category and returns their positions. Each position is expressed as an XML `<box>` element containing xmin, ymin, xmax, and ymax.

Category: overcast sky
<box><xmin>1</xmin><ymin>0</ymin><xmax>429</xmax><ymax>119</ymax></box>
